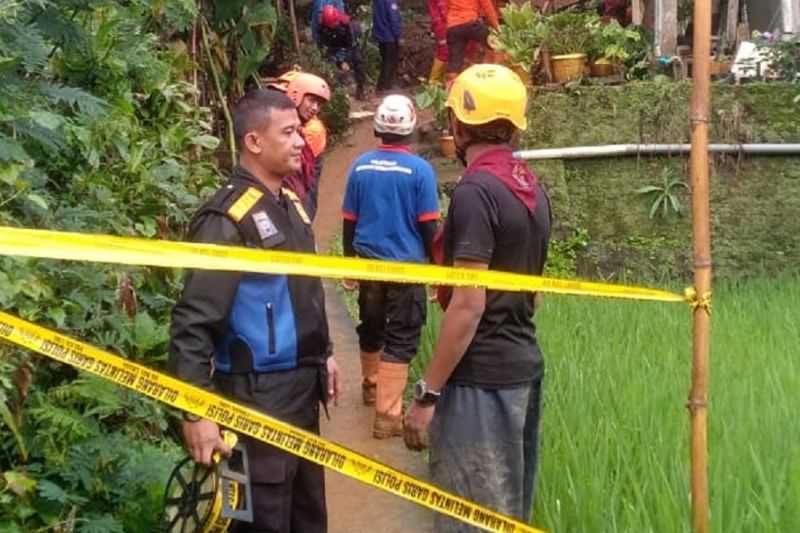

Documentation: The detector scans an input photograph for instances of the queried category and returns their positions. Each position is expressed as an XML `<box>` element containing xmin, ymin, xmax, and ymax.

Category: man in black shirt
<box><xmin>404</xmin><ymin>64</ymin><xmax>551</xmax><ymax>531</ymax></box>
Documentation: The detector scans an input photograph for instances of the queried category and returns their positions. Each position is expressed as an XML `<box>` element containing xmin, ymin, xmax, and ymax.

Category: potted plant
<box><xmin>588</xmin><ymin>19</ymin><xmax>642</xmax><ymax>77</ymax></box>
<box><xmin>415</xmin><ymin>82</ymin><xmax>455</xmax><ymax>158</ymax></box>
<box><xmin>490</xmin><ymin>3</ymin><xmax>546</xmax><ymax>84</ymax></box>
<box><xmin>543</xmin><ymin>9</ymin><xmax>598</xmax><ymax>83</ymax></box>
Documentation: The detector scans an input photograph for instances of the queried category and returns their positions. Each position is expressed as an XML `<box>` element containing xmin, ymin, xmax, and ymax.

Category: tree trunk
<box><xmin>725</xmin><ymin>0</ymin><xmax>739</xmax><ymax>50</ymax></box>
<box><xmin>656</xmin><ymin>0</ymin><xmax>678</xmax><ymax>56</ymax></box>
<box><xmin>288</xmin><ymin>0</ymin><xmax>302</xmax><ymax>56</ymax></box>
<box><xmin>632</xmin><ymin>0</ymin><xmax>644</xmax><ymax>25</ymax></box>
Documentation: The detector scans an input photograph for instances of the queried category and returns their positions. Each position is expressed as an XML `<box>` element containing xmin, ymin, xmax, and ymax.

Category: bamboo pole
<box><xmin>190</xmin><ymin>19</ymin><xmax>200</xmax><ymax>161</ymax></box>
<box><xmin>688</xmin><ymin>1</ymin><xmax>712</xmax><ymax>533</ymax></box>
<box><xmin>200</xmin><ymin>16</ymin><xmax>238</xmax><ymax>167</ymax></box>
<box><xmin>288</xmin><ymin>0</ymin><xmax>302</xmax><ymax>56</ymax></box>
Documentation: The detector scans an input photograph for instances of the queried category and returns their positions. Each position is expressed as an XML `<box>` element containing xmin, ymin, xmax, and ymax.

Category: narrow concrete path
<box><xmin>313</xmin><ymin>120</ymin><xmax>434</xmax><ymax>533</ymax></box>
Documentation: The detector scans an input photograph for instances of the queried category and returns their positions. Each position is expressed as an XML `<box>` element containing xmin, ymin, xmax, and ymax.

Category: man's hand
<box><xmin>326</xmin><ymin>357</ymin><xmax>342</xmax><ymax>406</ymax></box>
<box><xmin>403</xmin><ymin>401</ymin><xmax>435</xmax><ymax>451</ymax></box>
<box><xmin>341</xmin><ymin>279</ymin><xmax>358</xmax><ymax>291</ymax></box>
<box><xmin>341</xmin><ymin>61</ymin><xmax>351</xmax><ymax>72</ymax></box>
<box><xmin>181</xmin><ymin>419</ymin><xmax>232</xmax><ymax>466</ymax></box>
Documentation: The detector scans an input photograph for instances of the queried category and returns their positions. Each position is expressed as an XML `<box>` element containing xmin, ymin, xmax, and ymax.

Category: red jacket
<box><xmin>445</xmin><ymin>0</ymin><xmax>499</xmax><ymax>29</ymax></box>
<box><xmin>428</xmin><ymin>0</ymin><xmax>448</xmax><ymax>61</ymax></box>
<box><xmin>282</xmin><ymin>143</ymin><xmax>315</xmax><ymax>201</ymax></box>
<box><xmin>428</xmin><ymin>0</ymin><xmax>447</xmax><ymax>39</ymax></box>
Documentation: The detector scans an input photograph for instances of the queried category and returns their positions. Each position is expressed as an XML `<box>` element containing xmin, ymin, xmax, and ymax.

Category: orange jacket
<box><xmin>445</xmin><ymin>0</ymin><xmax>499</xmax><ymax>29</ymax></box>
<box><xmin>303</xmin><ymin>117</ymin><xmax>328</xmax><ymax>157</ymax></box>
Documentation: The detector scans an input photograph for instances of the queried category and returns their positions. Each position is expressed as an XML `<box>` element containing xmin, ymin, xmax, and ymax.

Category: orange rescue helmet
<box><xmin>285</xmin><ymin>72</ymin><xmax>331</xmax><ymax>107</ymax></box>
<box><xmin>266</xmin><ymin>69</ymin><xmax>300</xmax><ymax>92</ymax></box>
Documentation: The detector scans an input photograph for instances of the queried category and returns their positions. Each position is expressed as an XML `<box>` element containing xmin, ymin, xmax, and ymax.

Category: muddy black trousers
<box><xmin>218</xmin><ymin>369</ymin><xmax>328</xmax><ymax>533</ymax></box>
<box><xmin>446</xmin><ymin>20</ymin><xmax>489</xmax><ymax>74</ymax></box>
<box><xmin>429</xmin><ymin>377</ymin><xmax>544</xmax><ymax>532</ymax></box>
<box><xmin>356</xmin><ymin>280</ymin><xmax>427</xmax><ymax>363</ymax></box>
<box><xmin>232</xmin><ymin>424</ymin><xmax>326</xmax><ymax>533</ymax></box>
<box><xmin>377</xmin><ymin>40</ymin><xmax>400</xmax><ymax>91</ymax></box>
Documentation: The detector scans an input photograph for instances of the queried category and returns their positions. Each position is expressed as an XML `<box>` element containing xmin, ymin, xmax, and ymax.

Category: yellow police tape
<box><xmin>0</xmin><ymin>225</ymin><xmax>688</xmax><ymax>531</ymax></box>
<box><xmin>0</xmin><ymin>310</ymin><xmax>545</xmax><ymax>533</ymax></box>
<box><xmin>0</xmin><ymin>227</ymin><xmax>685</xmax><ymax>302</ymax></box>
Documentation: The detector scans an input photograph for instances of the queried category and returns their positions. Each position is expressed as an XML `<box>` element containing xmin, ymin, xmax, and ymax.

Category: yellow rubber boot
<box><xmin>373</xmin><ymin>361</ymin><xmax>409</xmax><ymax>439</ymax></box>
<box><xmin>360</xmin><ymin>351</ymin><xmax>380</xmax><ymax>406</ymax></box>
<box><xmin>429</xmin><ymin>58</ymin><xmax>446</xmax><ymax>84</ymax></box>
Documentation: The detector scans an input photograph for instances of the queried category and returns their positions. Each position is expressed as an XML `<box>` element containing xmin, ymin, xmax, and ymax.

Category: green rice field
<box><xmin>414</xmin><ymin>276</ymin><xmax>800</xmax><ymax>532</ymax></box>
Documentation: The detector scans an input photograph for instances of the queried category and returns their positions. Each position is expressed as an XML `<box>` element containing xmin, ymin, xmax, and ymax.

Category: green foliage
<box><xmin>410</xmin><ymin>300</ymin><xmax>442</xmax><ymax>390</ymax></box>
<box><xmin>409</xmin><ymin>276</ymin><xmax>800</xmax><ymax>532</ymax></box>
<box><xmin>415</xmin><ymin>82</ymin><xmax>449</xmax><ymax>132</ymax></box>
<box><xmin>758</xmin><ymin>36</ymin><xmax>800</xmax><ymax>82</ymax></box>
<box><xmin>1</xmin><ymin>371</ymin><xmax>182</xmax><ymax>532</ymax></box>
<box><xmin>544</xmin><ymin>228</ymin><xmax>589</xmax><ymax>278</ymax></box>
<box><xmin>543</xmin><ymin>9</ymin><xmax>599</xmax><ymax>56</ymax></box>
<box><xmin>491</xmin><ymin>3</ymin><xmax>546</xmax><ymax>71</ymax></box>
<box><xmin>621</xmin><ymin>25</ymin><xmax>655</xmax><ymax>80</ymax></box>
<box><xmin>0</xmin><ymin>0</ymin><xmax>217</xmax><ymax>529</ymax></box>
<box><xmin>588</xmin><ymin>19</ymin><xmax>642</xmax><ymax>63</ymax></box>
<box><xmin>205</xmin><ymin>0</ymin><xmax>278</xmax><ymax>88</ymax></box>
<box><xmin>321</xmin><ymin>86</ymin><xmax>352</xmax><ymax>138</ymax></box>
<box><xmin>636</xmin><ymin>168</ymin><xmax>688</xmax><ymax>219</ymax></box>
<box><xmin>523</xmin><ymin>83</ymin><xmax>800</xmax><ymax>282</ymax></box>
<box><xmin>532</xmin><ymin>277</ymin><xmax>800</xmax><ymax>532</ymax></box>
<box><xmin>352</xmin><ymin>2</ymin><xmax>381</xmax><ymax>84</ymax></box>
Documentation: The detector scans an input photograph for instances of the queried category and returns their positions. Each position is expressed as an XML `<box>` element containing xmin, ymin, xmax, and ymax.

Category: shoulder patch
<box><xmin>252</xmin><ymin>210</ymin><xmax>279</xmax><ymax>240</ymax></box>
<box><xmin>227</xmin><ymin>187</ymin><xmax>264</xmax><ymax>222</ymax></box>
<box><xmin>281</xmin><ymin>188</ymin><xmax>312</xmax><ymax>225</ymax></box>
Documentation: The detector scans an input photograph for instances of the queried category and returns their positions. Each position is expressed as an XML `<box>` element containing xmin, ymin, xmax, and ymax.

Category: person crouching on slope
<box><xmin>319</xmin><ymin>4</ymin><xmax>367</xmax><ymax>100</ymax></box>
<box><xmin>341</xmin><ymin>94</ymin><xmax>440</xmax><ymax>438</ymax></box>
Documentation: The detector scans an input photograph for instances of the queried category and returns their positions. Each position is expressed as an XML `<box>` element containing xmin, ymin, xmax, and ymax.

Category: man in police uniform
<box><xmin>169</xmin><ymin>89</ymin><xmax>341</xmax><ymax>533</ymax></box>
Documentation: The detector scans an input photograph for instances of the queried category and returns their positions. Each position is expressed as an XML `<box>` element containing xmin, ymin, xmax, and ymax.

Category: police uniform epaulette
<box><xmin>281</xmin><ymin>187</ymin><xmax>312</xmax><ymax>225</ymax></box>
<box><xmin>226</xmin><ymin>186</ymin><xmax>263</xmax><ymax>223</ymax></box>
<box><xmin>187</xmin><ymin>181</ymin><xmax>260</xmax><ymax>236</ymax></box>
<box><xmin>195</xmin><ymin>182</ymin><xmax>260</xmax><ymax>220</ymax></box>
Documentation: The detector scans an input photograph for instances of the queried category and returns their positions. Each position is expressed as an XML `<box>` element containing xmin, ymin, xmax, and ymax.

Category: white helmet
<box><xmin>374</xmin><ymin>94</ymin><xmax>417</xmax><ymax>136</ymax></box>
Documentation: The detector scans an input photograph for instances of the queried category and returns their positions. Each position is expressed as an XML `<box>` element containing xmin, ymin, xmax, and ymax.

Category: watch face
<box><xmin>414</xmin><ymin>380</ymin><xmax>425</xmax><ymax>400</ymax></box>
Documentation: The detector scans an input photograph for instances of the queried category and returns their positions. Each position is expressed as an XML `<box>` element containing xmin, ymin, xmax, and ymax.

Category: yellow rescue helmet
<box><xmin>445</xmin><ymin>64</ymin><xmax>528</xmax><ymax>131</ymax></box>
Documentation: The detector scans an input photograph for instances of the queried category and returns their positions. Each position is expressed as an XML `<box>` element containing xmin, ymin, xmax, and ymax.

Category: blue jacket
<box><xmin>169</xmin><ymin>168</ymin><xmax>331</xmax><ymax>386</ymax></box>
<box><xmin>372</xmin><ymin>0</ymin><xmax>401</xmax><ymax>43</ymax></box>
<box><xmin>311</xmin><ymin>0</ymin><xmax>345</xmax><ymax>43</ymax></box>
<box><xmin>342</xmin><ymin>146</ymin><xmax>439</xmax><ymax>262</ymax></box>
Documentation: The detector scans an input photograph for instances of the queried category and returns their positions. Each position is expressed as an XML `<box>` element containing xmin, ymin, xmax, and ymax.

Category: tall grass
<box><xmin>412</xmin><ymin>276</ymin><xmax>800</xmax><ymax>532</ymax></box>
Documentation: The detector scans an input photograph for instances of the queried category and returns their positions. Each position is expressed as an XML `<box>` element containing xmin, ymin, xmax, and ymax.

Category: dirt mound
<box><xmin>397</xmin><ymin>11</ymin><xmax>436</xmax><ymax>86</ymax></box>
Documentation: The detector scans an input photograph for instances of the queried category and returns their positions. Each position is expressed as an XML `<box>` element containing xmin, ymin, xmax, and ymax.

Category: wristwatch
<box><xmin>182</xmin><ymin>411</ymin><xmax>202</xmax><ymax>422</ymax></box>
<box><xmin>413</xmin><ymin>379</ymin><xmax>441</xmax><ymax>406</ymax></box>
